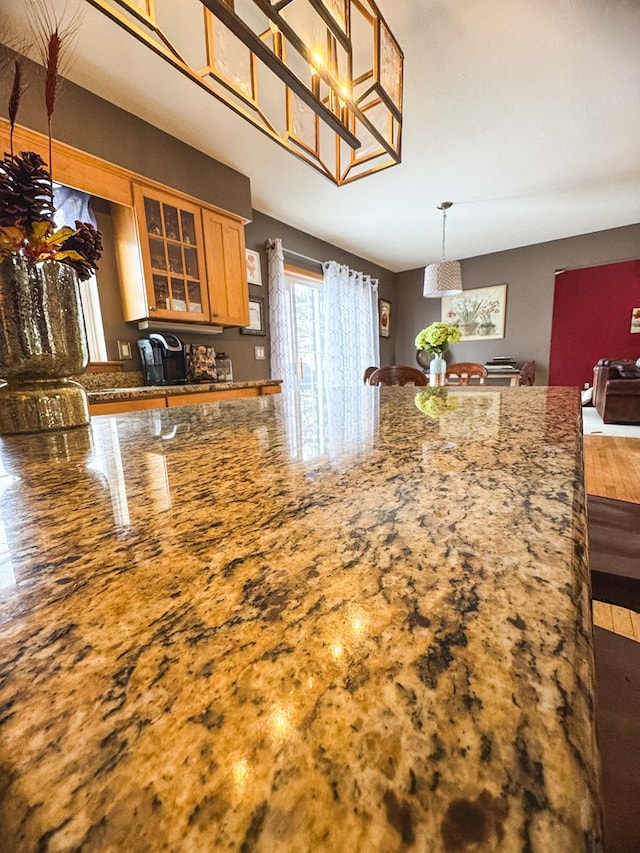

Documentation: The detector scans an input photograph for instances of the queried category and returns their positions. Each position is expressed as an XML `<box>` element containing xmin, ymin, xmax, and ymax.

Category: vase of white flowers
<box><xmin>415</xmin><ymin>322</ymin><xmax>462</xmax><ymax>387</ymax></box>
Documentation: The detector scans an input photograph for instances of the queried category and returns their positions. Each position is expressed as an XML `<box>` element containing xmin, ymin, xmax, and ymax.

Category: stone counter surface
<box><xmin>0</xmin><ymin>386</ymin><xmax>601</xmax><ymax>852</ymax></box>
<box><xmin>86</xmin><ymin>379</ymin><xmax>282</xmax><ymax>403</ymax></box>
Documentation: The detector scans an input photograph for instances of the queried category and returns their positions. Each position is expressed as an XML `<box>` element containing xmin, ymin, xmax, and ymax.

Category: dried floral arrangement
<box><xmin>0</xmin><ymin>6</ymin><xmax>102</xmax><ymax>280</ymax></box>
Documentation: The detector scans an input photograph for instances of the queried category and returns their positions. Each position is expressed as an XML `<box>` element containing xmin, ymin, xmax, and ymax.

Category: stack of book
<box><xmin>485</xmin><ymin>357</ymin><xmax>519</xmax><ymax>372</ymax></box>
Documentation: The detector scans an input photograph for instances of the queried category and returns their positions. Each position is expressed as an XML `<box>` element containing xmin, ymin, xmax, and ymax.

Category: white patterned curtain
<box><xmin>322</xmin><ymin>261</ymin><xmax>379</xmax><ymax>387</ymax></box>
<box><xmin>267</xmin><ymin>238</ymin><xmax>297</xmax><ymax>392</ymax></box>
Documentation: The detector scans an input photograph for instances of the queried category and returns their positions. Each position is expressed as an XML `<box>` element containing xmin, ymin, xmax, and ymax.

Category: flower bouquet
<box><xmin>414</xmin><ymin>321</ymin><xmax>462</xmax><ymax>356</ymax></box>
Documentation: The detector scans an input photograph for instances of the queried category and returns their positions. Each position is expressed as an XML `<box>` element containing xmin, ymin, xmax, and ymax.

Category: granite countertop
<box><xmin>87</xmin><ymin>379</ymin><xmax>282</xmax><ymax>403</ymax></box>
<box><xmin>0</xmin><ymin>386</ymin><xmax>601</xmax><ymax>852</ymax></box>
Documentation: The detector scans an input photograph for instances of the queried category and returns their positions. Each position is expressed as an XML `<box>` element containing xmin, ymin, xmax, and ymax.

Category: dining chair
<box><xmin>363</xmin><ymin>366</ymin><xmax>378</xmax><ymax>384</ymax></box>
<box><xmin>445</xmin><ymin>362</ymin><xmax>488</xmax><ymax>385</ymax></box>
<box><xmin>518</xmin><ymin>360</ymin><xmax>536</xmax><ymax>386</ymax></box>
<box><xmin>367</xmin><ymin>366</ymin><xmax>428</xmax><ymax>386</ymax></box>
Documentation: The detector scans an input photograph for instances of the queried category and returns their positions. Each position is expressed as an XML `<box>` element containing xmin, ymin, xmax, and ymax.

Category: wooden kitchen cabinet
<box><xmin>89</xmin><ymin>384</ymin><xmax>281</xmax><ymax>416</ymax></box>
<box><xmin>89</xmin><ymin>396</ymin><xmax>167</xmax><ymax>416</ymax></box>
<box><xmin>202</xmin><ymin>209</ymin><xmax>249</xmax><ymax>327</ymax></box>
<box><xmin>133</xmin><ymin>184</ymin><xmax>210</xmax><ymax>323</ymax></box>
<box><xmin>166</xmin><ymin>388</ymin><xmax>261</xmax><ymax>407</ymax></box>
<box><xmin>125</xmin><ymin>183</ymin><xmax>249</xmax><ymax>328</ymax></box>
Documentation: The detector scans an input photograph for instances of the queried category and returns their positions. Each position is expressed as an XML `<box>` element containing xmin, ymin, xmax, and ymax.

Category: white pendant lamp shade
<box><xmin>423</xmin><ymin>260</ymin><xmax>463</xmax><ymax>297</ymax></box>
<box><xmin>423</xmin><ymin>201</ymin><xmax>463</xmax><ymax>297</ymax></box>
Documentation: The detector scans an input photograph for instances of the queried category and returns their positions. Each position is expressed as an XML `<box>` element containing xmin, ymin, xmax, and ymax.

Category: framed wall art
<box><xmin>441</xmin><ymin>284</ymin><xmax>507</xmax><ymax>341</ymax></box>
<box><xmin>245</xmin><ymin>249</ymin><xmax>262</xmax><ymax>285</ymax></box>
<box><xmin>379</xmin><ymin>299</ymin><xmax>391</xmax><ymax>338</ymax></box>
<box><xmin>241</xmin><ymin>296</ymin><xmax>266</xmax><ymax>335</ymax></box>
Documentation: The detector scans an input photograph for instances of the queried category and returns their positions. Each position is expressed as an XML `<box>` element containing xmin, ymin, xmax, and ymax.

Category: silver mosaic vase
<box><xmin>0</xmin><ymin>256</ymin><xmax>90</xmax><ymax>435</ymax></box>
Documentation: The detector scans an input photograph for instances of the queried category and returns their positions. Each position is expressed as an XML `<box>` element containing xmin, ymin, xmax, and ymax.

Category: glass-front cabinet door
<box><xmin>133</xmin><ymin>185</ymin><xmax>210</xmax><ymax>322</ymax></box>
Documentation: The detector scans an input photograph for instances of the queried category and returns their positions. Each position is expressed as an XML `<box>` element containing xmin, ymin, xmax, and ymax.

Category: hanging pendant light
<box><xmin>84</xmin><ymin>0</ymin><xmax>403</xmax><ymax>186</ymax></box>
<box><xmin>423</xmin><ymin>201</ymin><xmax>463</xmax><ymax>297</ymax></box>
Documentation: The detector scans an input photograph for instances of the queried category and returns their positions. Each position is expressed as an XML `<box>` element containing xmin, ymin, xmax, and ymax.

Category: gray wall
<box><xmin>242</xmin><ymin>211</ymin><xmax>397</xmax><ymax>380</ymax></box>
<box><xmin>396</xmin><ymin>225</ymin><xmax>640</xmax><ymax>384</ymax></box>
<box><xmin>0</xmin><ymin>45</ymin><xmax>251</xmax><ymax>221</ymax></box>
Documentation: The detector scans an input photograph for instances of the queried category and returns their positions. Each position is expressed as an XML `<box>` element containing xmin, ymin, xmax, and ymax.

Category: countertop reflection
<box><xmin>0</xmin><ymin>386</ymin><xmax>601</xmax><ymax>852</ymax></box>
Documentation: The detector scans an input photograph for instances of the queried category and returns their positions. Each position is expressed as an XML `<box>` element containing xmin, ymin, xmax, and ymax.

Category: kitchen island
<box><xmin>0</xmin><ymin>386</ymin><xmax>601</xmax><ymax>851</ymax></box>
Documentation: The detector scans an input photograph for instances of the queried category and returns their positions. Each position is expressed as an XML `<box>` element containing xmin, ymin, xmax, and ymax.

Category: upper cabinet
<box><xmin>134</xmin><ymin>185</ymin><xmax>210</xmax><ymax>323</ymax></box>
<box><xmin>202</xmin><ymin>209</ymin><xmax>249</xmax><ymax>327</ymax></box>
<box><xmin>122</xmin><ymin>183</ymin><xmax>249</xmax><ymax>328</ymax></box>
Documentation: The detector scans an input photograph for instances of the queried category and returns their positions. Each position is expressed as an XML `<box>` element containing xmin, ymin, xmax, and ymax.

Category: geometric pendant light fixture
<box><xmin>84</xmin><ymin>0</ymin><xmax>403</xmax><ymax>185</ymax></box>
<box><xmin>423</xmin><ymin>201</ymin><xmax>463</xmax><ymax>297</ymax></box>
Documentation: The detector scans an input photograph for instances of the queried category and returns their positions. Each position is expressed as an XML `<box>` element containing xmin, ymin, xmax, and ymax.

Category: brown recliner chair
<box><xmin>592</xmin><ymin>358</ymin><xmax>640</xmax><ymax>424</ymax></box>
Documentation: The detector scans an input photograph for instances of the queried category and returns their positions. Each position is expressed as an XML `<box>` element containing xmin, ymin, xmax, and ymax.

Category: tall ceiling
<box><xmin>2</xmin><ymin>0</ymin><xmax>639</xmax><ymax>272</ymax></box>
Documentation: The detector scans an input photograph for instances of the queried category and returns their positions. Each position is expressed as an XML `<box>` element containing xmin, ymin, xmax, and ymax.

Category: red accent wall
<box><xmin>549</xmin><ymin>259</ymin><xmax>640</xmax><ymax>387</ymax></box>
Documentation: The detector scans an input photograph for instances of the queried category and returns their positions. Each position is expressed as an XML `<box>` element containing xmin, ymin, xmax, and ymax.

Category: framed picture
<box><xmin>241</xmin><ymin>296</ymin><xmax>266</xmax><ymax>335</ymax></box>
<box><xmin>379</xmin><ymin>299</ymin><xmax>391</xmax><ymax>338</ymax></box>
<box><xmin>441</xmin><ymin>284</ymin><xmax>507</xmax><ymax>341</ymax></box>
<box><xmin>631</xmin><ymin>307</ymin><xmax>640</xmax><ymax>333</ymax></box>
<box><xmin>245</xmin><ymin>249</ymin><xmax>262</xmax><ymax>285</ymax></box>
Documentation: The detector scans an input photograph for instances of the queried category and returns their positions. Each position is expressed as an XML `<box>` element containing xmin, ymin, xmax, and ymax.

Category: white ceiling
<box><xmin>3</xmin><ymin>0</ymin><xmax>640</xmax><ymax>272</ymax></box>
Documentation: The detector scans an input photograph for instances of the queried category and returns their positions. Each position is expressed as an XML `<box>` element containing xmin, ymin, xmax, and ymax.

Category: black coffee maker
<box><xmin>137</xmin><ymin>333</ymin><xmax>187</xmax><ymax>386</ymax></box>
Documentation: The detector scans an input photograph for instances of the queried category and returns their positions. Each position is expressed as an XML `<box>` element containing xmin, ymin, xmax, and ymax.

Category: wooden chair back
<box><xmin>518</xmin><ymin>360</ymin><xmax>536</xmax><ymax>386</ymax></box>
<box><xmin>445</xmin><ymin>362</ymin><xmax>488</xmax><ymax>385</ymax></box>
<box><xmin>367</xmin><ymin>366</ymin><xmax>428</xmax><ymax>386</ymax></box>
<box><xmin>363</xmin><ymin>366</ymin><xmax>378</xmax><ymax>384</ymax></box>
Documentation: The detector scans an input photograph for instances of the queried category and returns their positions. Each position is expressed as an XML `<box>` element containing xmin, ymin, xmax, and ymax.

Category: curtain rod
<box><xmin>264</xmin><ymin>239</ymin><xmax>323</xmax><ymax>267</ymax></box>
<box><xmin>264</xmin><ymin>240</ymin><xmax>376</xmax><ymax>284</ymax></box>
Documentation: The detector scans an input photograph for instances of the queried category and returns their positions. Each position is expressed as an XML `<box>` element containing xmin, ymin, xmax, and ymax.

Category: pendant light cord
<box><xmin>441</xmin><ymin>208</ymin><xmax>447</xmax><ymax>263</ymax></box>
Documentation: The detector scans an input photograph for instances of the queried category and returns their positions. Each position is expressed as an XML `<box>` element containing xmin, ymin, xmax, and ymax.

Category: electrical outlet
<box><xmin>255</xmin><ymin>346</ymin><xmax>265</xmax><ymax>360</ymax></box>
<box><xmin>117</xmin><ymin>340</ymin><xmax>133</xmax><ymax>360</ymax></box>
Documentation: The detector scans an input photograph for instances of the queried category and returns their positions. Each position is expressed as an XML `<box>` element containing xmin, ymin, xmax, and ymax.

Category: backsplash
<box><xmin>77</xmin><ymin>371</ymin><xmax>145</xmax><ymax>390</ymax></box>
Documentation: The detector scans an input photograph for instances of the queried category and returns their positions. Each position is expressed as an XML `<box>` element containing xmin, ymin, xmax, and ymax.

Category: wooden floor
<box><xmin>583</xmin><ymin>435</ymin><xmax>640</xmax><ymax>504</ymax></box>
<box><xmin>593</xmin><ymin>601</ymin><xmax>640</xmax><ymax>642</ymax></box>
<box><xmin>583</xmin><ymin>435</ymin><xmax>640</xmax><ymax>642</ymax></box>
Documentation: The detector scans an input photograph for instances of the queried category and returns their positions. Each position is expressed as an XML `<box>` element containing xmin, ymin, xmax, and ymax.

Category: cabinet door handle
<box><xmin>149</xmin><ymin>305</ymin><xmax>156</xmax><ymax>311</ymax></box>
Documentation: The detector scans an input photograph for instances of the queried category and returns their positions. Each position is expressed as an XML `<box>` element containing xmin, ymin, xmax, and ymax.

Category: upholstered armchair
<box><xmin>592</xmin><ymin>358</ymin><xmax>640</xmax><ymax>424</ymax></box>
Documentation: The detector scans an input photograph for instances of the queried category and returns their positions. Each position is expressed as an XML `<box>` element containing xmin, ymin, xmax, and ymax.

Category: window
<box><xmin>286</xmin><ymin>264</ymin><xmax>324</xmax><ymax>393</ymax></box>
<box><xmin>53</xmin><ymin>185</ymin><xmax>108</xmax><ymax>362</ymax></box>
<box><xmin>284</xmin><ymin>264</ymin><xmax>329</xmax><ymax>459</ymax></box>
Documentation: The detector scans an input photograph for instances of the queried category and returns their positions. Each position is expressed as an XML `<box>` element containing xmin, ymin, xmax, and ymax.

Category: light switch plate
<box><xmin>254</xmin><ymin>346</ymin><xmax>265</xmax><ymax>360</ymax></box>
<box><xmin>117</xmin><ymin>340</ymin><xmax>133</xmax><ymax>360</ymax></box>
